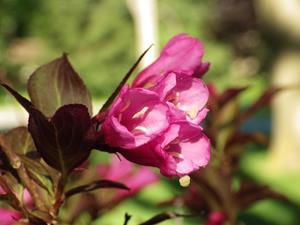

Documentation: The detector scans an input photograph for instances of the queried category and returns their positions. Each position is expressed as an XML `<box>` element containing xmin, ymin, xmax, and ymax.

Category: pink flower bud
<box><xmin>0</xmin><ymin>208</ymin><xmax>22</xmax><ymax>225</ymax></box>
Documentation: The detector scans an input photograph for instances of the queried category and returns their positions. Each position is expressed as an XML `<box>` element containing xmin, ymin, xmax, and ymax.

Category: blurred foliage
<box><xmin>1</xmin><ymin>0</ymin><xmax>299</xmax><ymax>225</ymax></box>
<box><xmin>0</xmin><ymin>0</ymin><xmax>274</xmax><ymax>102</ymax></box>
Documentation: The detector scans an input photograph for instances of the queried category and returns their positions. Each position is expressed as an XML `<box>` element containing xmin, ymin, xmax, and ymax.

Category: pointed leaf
<box><xmin>98</xmin><ymin>45</ymin><xmax>152</xmax><ymax>116</ymax></box>
<box><xmin>28</xmin><ymin>54</ymin><xmax>92</xmax><ymax>117</ymax></box>
<box><xmin>20</xmin><ymin>156</ymin><xmax>53</xmax><ymax>193</ymax></box>
<box><xmin>0</xmin><ymin>136</ymin><xmax>20</xmax><ymax>180</ymax></box>
<box><xmin>218</xmin><ymin>86</ymin><xmax>248</xmax><ymax>107</ymax></box>
<box><xmin>236</xmin><ymin>180</ymin><xmax>290</xmax><ymax>209</ymax></box>
<box><xmin>4</xmin><ymin>127</ymin><xmax>35</xmax><ymax>155</ymax></box>
<box><xmin>237</xmin><ymin>87</ymin><xmax>283</xmax><ymax>124</ymax></box>
<box><xmin>65</xmin><ymin>179</ymin><xmax>129</xmax><ymax>198</ymax></box>
<box><xmin>29</xmin><ymin>104</ymin><xmax>93</xmax><ymax>175</ymax></box>
<box><xmin>1</xmin><ymin>84</ymin><xmax>94</xmax><ymax>176</ymax></box>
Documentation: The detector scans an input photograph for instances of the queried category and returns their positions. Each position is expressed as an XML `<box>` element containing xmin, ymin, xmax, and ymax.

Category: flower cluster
<box><xmin>100</xmin><ymin>34</ymin><xmax>211</xmax><ymax>177</ymax></box>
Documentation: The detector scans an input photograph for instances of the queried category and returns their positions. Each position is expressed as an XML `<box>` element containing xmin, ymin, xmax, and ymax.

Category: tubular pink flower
<box><xmin>132</xmin><ymin>33</ymin><xmax>206</xmax><ymax>88</ymax></box>
<box><xmin>102</xmin><ymin>86</ymin><xmax>170</xmax><ymax>149</ymax></box>
<box><xmin>97</xmin><ymin>155</ymin><xmax>158</xmax><ymax>202</ymax></box>
<box><xmin>151</xmin><ymin>72</ymin><xmax>209</xmax><ymax>124</ymax></box>
<box><xmin>99</xmin><ymin>34</ymin><xmax>211</xmax><ymax>177</ymax></box>
<box><xmin>119</xmin><ymin>122</ymin><xmax>210</xmax><ymax>177</ymax></box>
<box><xmin>0</xmin><ymin>208</ymin><xmax>21</xmax><ymax>225</ymax></box>
<box><xmin>0</xmin><ymin>186</ymin><xmax>7</xmax><ymax>195</ymax></box>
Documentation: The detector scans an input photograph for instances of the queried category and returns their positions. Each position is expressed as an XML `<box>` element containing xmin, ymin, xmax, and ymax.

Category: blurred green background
<box><xmin>1</xmin><ymin>0</ymin><xmax>300</xmax><ymax>224</ymax></box>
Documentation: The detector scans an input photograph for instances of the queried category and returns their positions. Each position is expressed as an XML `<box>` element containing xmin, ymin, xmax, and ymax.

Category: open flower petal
<box><xmin>133</xmin><ymin>34</ymin><xmax>205</xmax><ymax>88</ymax></box>
<box><xmin>102</xmin><ymin>87</ymin><xmax>170</xmax><ymax>149</ymax></box>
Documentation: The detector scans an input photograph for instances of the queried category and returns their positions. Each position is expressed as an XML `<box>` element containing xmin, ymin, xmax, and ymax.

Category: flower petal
<box><xmin>133</xmin><ymin>34</ymin><xmax>205</xmax><ymax>87</ymax></box>
<box><xmin>102</xmin><ymin>88</ymin><xmax>170</xmax><ymax>148</ymax></box>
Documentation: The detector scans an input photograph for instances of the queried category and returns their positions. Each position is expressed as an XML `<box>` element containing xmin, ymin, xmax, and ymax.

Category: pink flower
<box><xmin>150</xmin><ymin>72</ymin><xmax>209</xmax><ymax>124</ymax></box>
<box><xmin>97</xmin><ymin>155</ymin><xmax>158</xmax><ymax>202</ymax></box>
<box><xmin>0</xmin><ymin>208</ymin><xmax>22</xmax><ymax>225</ymax></box>
<box><xmin>118</xmin><ymin>122</ymin><xmax>210</xmax><ymax>177</ymax></box>
<box><xmin>204</xmin><ymin>211</ymin><xmax>227</xmax><ymax>225</ymax></box>
<box><xmin>99</xmin><ymin>34</ymin><xmax>211</xmax><ymax>177</ymax></box>
<box><xmin>102</xmin><ymin>85</ymin><xmax>170</xmax><ymax>149</ymax></box>
<box><xmin>132</xmin><ymin>33</ymin><xmax>209</xmax><ymax>88</ymax></box>
<box><xmin>0</xmin><ymin>186</ymin><xmax>33</xmax><ymax>224</ymax></box>
<box><xmin>0</xmin><ymin>186</ymin><xmax>7</xmax><ymax>195</ymax></box>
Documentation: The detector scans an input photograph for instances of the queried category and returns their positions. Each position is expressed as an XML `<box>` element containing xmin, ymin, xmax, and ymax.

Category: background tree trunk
<box><xmin>255</xmin><ymin>0</ymin><xmax>300</xmax><ymax>172</ymax></box>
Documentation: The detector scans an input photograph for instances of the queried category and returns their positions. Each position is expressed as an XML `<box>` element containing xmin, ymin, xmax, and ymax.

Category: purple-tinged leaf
<box><xmin>28</xmin><ymin>54</ymin><xmax>92</xmax><ymax>117</ymax></box>
<box><xmin>1</xmin><ymin>84</ymin><xmax>94</xmax><ymax>176</ymax></box>
<box><xmin>236</xmin><ymin>87</ymin><xmax>283</xmax><ymax>124</ymax></box>
<box><xmin>218</xmin><ymin>86</ymin><xmax>248</xmax><ymax>107</ymax></box>
<box><xmin>29</xmin><ymin>104</ymin><xmax>93</xmax><ymax>175</ymax></box>
<box><xmin>139</xmin><ymin>212</ymin><xmax>192</xmax><ymax>225</ymax></box>
<box><xmin>225</xmin><ymin>132</ymin><xmax>268</xmax><ymax>150</ymax></box>
<box><xmin>1</xmin><ymin>83</ymin><xmax>35</xmax><ymax>112</ymax></box>
<box><xmin>236</xmin><ymin>180</ymin><xmax>290</xmax><ymax>209</ymax></box>
<box><xmin>65</xmin><ymin>179</ymin><xmax>129</xmax><ymax>198</ymax></box>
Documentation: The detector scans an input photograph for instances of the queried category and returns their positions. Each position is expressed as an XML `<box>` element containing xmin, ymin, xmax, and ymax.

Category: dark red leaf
<box><xmin>1</xmin><ymin>84</ymin><xmax>94</xmax><ymax>176</ymax></box>
<box><xmin>225</xmin><ymin>132</ymin><xmax>268</xmax><ymax>149</ymax></box>
<box><xmin>236</xmin><ymin>180</ymin><xmax>290</xmax><ymax>209</ymax></box>
<box><xmin>237</xmin><ymin>87</ymin><xmax>283</xmax><ymax>124</ymax></box>
<box><xmin>218</xmin><ymin>86</ymin><xmax>248</xmax><ymax>107</ymax></box>
<box><xmin>29</xmin><ymin>104</ymin><xmax>93</xmax><ymax>175</ymax></box>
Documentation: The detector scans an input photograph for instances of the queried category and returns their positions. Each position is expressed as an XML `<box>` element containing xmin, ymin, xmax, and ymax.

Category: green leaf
<box><xmin>20</xmin><ymin>156</ymin><xmax>53</xmax><ymax>194</ymax></box>
<box><xmin>4</xmin><ymin>127</ymin><xmax>35</xmax><ymax>155</ymax></box>
<box><xmin>65</xmin><ymin>179</ymin><xmax>129</xmax><ymax>198</ymax></box>
<box><xmin>28</xmin><ymin>54</ymin><xmax>92</xmax><ymax>117</ymax></box>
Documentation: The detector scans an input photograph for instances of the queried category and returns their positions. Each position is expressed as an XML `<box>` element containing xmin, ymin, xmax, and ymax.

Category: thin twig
<box><xmin>123</xmin><ymin>213</ymin><xmax>132</xmax><ymax>225</ymax></box>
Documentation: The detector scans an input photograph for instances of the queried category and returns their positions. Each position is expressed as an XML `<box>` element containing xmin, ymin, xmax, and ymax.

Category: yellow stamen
<box><xmin>132</xmin><ymin>106</ymin><xmax>149</xmax><ymax>119</ymax></box>
<box><xmin>143</xmin><ymin>81</ymin><xmax>155</xmax><ymax>88</ymax></box>
<box><xmin>179</xmin><ymin>175</ymin><xmax>191</xmax><ymax>187</ymax></box>
<box><xmin>188</xmin><ymin>106</ymin><xmax>199</xmax><ymax>119</ymax></box>
<box><xmin>119</xmin><ymin>100</ymin><xmax>131</xmax><ymax>112</ymax></box>
<box><xmin>132</xmin><ymin>126</ymin><xmax>148</xmax><ymax>135</ymax></box>
<box><xmin>169</xmin><ymin>151</ymin><xmax>184</xmax><ymax>159</ymax></box>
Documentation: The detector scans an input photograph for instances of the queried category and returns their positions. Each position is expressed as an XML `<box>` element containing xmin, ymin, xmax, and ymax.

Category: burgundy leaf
<box><xmin>236</xmin><ymin>87</ymin><xmax>283</xmax><ymax>124</ymax></box>
<box><xmin>29</xmin><ymin>104</ymin><xmax>93</xmax><ymax>175</ymax></box>
<box><xmin>218</xmin><ymin>86</ymin><xmax>248</xmax><ymax>107</ymax></box>
<box><xmin>28</xmin><ymin>54</ymin><xmax>92</xmax><ymax>117</ymax></box>
<box><xmin>1</xmin><ymin>84</ymin><xmax>94</xmax><ymax>175</ymax></box>
<box><xmin>65</xmin><ymin>179</ymin><xmax>129</xmax><ymax>198</ymax></box>
<box><xmin>236</xmin><ymin>180</ymin><xmax>290</xmax><ymax>210</ymax></box>
<box><xmin>225</xmin><ymin>132</ymin><xmax>268</xmax><ymax>149</ymax></box>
